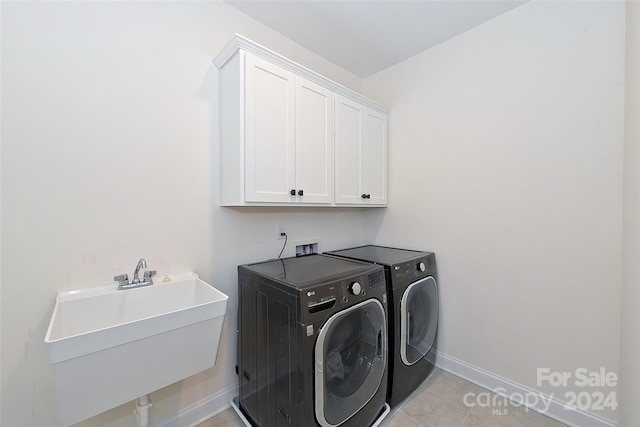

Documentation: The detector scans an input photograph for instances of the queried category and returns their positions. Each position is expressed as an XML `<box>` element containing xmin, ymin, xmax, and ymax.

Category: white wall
<box><xmin>620</xmin><ymin>1</ymin><xmax>640</xmax><ymax>425</ymax></box>
<box><xmin>364</xmin><ymin>1</ymin><xmax>624</xmax><ymax>422</ymax></box>
<box><xmin>0</xmin><ymin>2</ymin><xmax>372</xmax><ymax>426</ymax></box>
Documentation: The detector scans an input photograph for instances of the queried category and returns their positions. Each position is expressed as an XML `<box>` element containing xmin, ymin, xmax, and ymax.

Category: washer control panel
<box><xmin>338</xmin><ymin>269</ymin><xmax>385</xmax><ymax>304</ymax></box>
<box><xmin>392</xmin><ymin>254</ymin><xmax>436</xmax><ymax>281</ymax></box>
<box><xmin>305</xmin><ymin>286</ymin><xmax>338</xmax><ymax>314</ymax></box>
<box><xmin>348</xmin><ymin>281</ymin><xmax>362</xmax><ymax>295</ymax></box>
<box><xmin>298</xmin><ymin>266</ymin><xmax>386</xmax><ymax>323</ymax></box>
<box><xmin>368</xmin><ymin>270</ymin><xmax>385</xmax><ymax>289</ymax></box>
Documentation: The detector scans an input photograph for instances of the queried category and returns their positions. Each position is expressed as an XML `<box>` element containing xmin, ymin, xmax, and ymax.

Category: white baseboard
<box><xmin>157</xmin><ymin>383</ymin><xmax>238</xmax><ymax>427</ymax></box>
<box><xmin>434</xmin><ymin>351</ymin><xmax>617</xmax><ymax>427</ymax></box>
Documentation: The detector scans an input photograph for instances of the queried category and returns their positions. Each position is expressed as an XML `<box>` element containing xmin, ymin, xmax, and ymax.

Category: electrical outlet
<box><xmin>277</xmin><ymin>223</ymin><xmax>287</xmax><ymax>239</ymax></box>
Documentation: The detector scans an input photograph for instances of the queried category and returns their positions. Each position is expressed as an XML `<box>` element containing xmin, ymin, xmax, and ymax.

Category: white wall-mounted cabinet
<box><xmin>215</xmin><ymin>35</ymin><xmax>387</xmax><ymax>207</ymax></box>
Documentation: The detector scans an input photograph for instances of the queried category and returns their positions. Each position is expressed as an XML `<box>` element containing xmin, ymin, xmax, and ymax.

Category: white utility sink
<box><xmin>45</xmin><ymin>272</ymin><xmax>228</xmax><ymax>426</ymax></box>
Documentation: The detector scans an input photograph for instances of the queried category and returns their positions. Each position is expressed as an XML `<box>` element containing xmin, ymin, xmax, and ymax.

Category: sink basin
<box><xmin>45</xmin><ymin>272</ymin><xmax>229</xmax><ymax>426</ymax></box>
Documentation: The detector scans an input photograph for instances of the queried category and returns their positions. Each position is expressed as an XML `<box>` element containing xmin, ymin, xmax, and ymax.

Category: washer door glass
<box><xmin>400</xmin><ymin>276</ymin><xmax>438</xmax><ymax>366</ymax></box>
<box><xmin>315</xmin><ymin>299</ymin><xmax>386</xmax><ymax>427</ymax></box>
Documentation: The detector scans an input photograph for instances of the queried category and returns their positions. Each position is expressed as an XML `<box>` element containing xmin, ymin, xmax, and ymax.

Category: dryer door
<box><xmin>314</xmin><ymin>299</ymin><xmax>386</xmax><ymax>427</ymax></box>
<box><xmin>400</xmin><ymin>276</ymin><xmax>438</xmax><ymax>365</ymax></box>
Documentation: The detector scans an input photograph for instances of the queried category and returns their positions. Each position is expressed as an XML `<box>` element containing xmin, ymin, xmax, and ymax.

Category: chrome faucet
<box><xmin>132</xmin><ymin>258</ymin><xmax>147</xmax><ymax>284</ymax></box>
<box><xmin>114</xmin><ymin>258</ymin><xmax>156</xmax><ymax>290</ymax></box>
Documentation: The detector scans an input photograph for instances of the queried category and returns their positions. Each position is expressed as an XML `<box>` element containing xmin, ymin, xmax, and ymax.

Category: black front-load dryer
<box><xmin>325</xmin><ymin>245</ymin><xmax>438</xmax><ymax>408</ymax></box>
<box><xmin>236</xmin><ymin>254</ymin><xmax>390</xmax><ymax>427</ymax></box>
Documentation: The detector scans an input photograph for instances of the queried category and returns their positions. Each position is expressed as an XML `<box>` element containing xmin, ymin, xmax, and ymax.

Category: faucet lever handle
<box><xmin>143</xmin><ymin>270</ymin><xmax>157</xmax><ymax>282</ymax></box>
<box><xmin>114</xmin><ymin>274</ymin><xmax>129</xmax><ymax>285</ymax></box>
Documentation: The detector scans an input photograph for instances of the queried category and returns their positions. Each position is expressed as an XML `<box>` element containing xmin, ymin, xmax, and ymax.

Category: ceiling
<box><xmin>225</xmin><ymin>0</ymin><xmax>527</xmax><ymax>78</ymax></box>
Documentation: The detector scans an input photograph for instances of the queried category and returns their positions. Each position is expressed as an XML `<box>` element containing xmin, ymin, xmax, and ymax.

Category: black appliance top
<box><xmin>325</xmin><ymin>245</ymin><xmax>431</xmax><ymax>266</ymax></box>
<box><xmin>240</xmin><ymin>254</ymin><xmax>376</xmax><ymax>288</ymax></box>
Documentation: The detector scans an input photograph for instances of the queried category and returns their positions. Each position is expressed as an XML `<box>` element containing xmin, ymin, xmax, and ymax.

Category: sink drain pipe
<box><xmin>134</xmin><ymin>394</ymin><xmax>152</xmax><ymax>427</ymax></box>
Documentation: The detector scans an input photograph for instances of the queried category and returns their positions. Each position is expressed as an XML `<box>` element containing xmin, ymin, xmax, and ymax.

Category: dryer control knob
<box><xmin>417</xmin><ymin>262</ymin><xmax>426</xmax><ymax>272</ymax></box>
<box><xmin>349</xmin><ymin>281</ymin><xmax>362</xmax><ymax>296</ymax></box>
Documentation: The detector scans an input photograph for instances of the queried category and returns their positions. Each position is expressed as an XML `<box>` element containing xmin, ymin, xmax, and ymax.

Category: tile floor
<box><xmin>197</xmin><ymin>368</ymin><xmax>568</xmax><ymax>427</ymax></box>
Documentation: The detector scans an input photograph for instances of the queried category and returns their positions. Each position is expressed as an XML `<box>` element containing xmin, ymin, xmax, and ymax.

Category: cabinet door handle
<box><xmin>298</xmin><ymin>189</ymin><xmax>304</xmax><ymax>196</ymax></box>
<box><xmin>290</xmin><ymin>189</ymin><xmax>296</xmax><ymax>196</ymax></box>
<box><xmin>362</xmin><ymin>193</ymin><xmax>367</xmax><ymax>199</ymax></box>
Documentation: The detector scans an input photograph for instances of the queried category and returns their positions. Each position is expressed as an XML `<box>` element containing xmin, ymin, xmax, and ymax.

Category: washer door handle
<box><xmin>376</xmin><ymin>329</ymin><xmax>383</xmax><ymax>358</ymax></box>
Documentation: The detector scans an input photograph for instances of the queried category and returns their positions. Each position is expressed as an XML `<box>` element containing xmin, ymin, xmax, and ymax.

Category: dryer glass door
<box><xmin>314</xmin><ymin>299</ymin><xmax>386</xmax><ymax>427</ymax></box>
<box><xmin>400</xmin><ymin>276</ymin><xmax>438</xmax><ymax>366</ymax></box>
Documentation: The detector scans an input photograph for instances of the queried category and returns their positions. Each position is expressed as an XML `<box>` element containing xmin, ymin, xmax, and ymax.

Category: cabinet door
<box><xmin>362</xmin><ymin>109</ymin><xmax>387</xmax><ymax>205</ymax></box>
<box><xmin>335</xmin><ymin>96</ymin><xmax>387</xmax><ymax>205</ymax></box>
<box><xmin>295</xmin><ymin>78</ymin><xmax>334</xmax><ymax>204</ymax></box>
<box><xmin>244</xmin><ymin>54</ymin><xmax>296</xmax><ymax>203</ymax></box>
<box><xmin>334</xmin><ymin>96</ymin><xmax>364</xmax><ymax>204</ymax></box>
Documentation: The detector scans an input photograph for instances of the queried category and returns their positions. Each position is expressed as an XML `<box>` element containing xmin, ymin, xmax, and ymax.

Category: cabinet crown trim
<box><xmin>213</xmin><ymin>34</ymin><xmax>389</xmax><ymax>115</ymax></box>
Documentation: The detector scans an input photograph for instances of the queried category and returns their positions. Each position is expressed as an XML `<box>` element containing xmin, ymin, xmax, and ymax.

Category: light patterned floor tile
<box><xmin>197</xmin><ymin>408</ymin><xmax>246</xmax><ymax>427</ymax></box>
<box><xmin>400</xmin><ymin>391</ymin><xmax>469</xmax><ymax>426</ymax></box>
<box><xmin>382</xmin><ymin>410</ymin><xmax>423</xmax><ymax>427</ymax></box>
<box><xmin>197</xmin><ymin>370</ymin><xmax>569</xmax><ymax>427</ymax></box>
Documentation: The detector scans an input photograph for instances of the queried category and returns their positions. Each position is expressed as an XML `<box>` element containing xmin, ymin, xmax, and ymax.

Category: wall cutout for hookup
<box><xmin>296</xmin><ymin>242</ymin><xmax>318</xmax><ymax>257</ymax></box>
